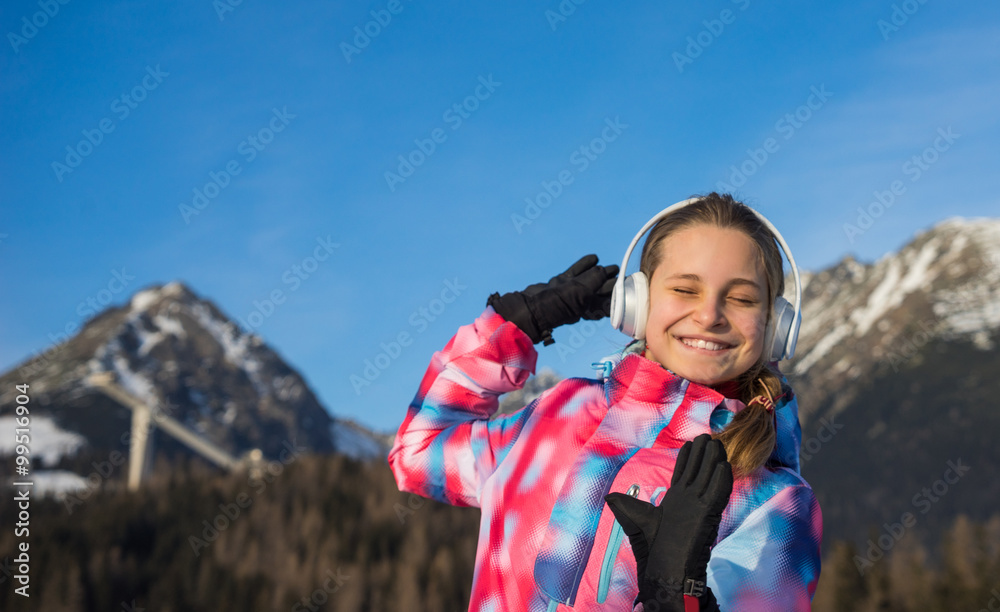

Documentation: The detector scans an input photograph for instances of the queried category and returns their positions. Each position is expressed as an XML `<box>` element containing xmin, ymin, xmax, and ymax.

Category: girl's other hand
<box><xmin>605</xmin><ymin>434</ymin><xmax>732</xmax><ymax>610</ymax></box>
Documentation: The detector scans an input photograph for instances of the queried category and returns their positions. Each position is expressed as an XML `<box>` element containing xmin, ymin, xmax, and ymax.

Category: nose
<box><xmin>692</xmin><ymin>294</ymin><xmax>726</xmax><ymax>328</ymax></box>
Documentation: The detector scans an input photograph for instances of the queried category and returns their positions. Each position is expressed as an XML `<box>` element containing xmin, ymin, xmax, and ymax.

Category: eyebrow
<box><xmin>664</xmin><ymin>273</ymin><xmax>763</xmax><ymax>291</ymax></box>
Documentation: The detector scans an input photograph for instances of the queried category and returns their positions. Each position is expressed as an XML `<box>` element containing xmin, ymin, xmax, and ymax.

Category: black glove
<box><xmin>604</xmin><ymin>434</ymin><xmax>733</xmax><ymax>611</ymax></box>
<box><xmin>487</xmin><ymin>254</ymin><xmax>618</xmax><ymax>345</ymax></box>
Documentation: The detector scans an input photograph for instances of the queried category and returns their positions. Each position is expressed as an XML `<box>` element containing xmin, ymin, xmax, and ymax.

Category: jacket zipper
<box><xmin>597</xmin><ymin>483</ymin><xmax>639</xmax><ymax>603</ymax></box>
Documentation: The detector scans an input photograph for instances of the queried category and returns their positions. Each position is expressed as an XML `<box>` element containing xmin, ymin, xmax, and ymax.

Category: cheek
<box><xmin>649</xmin><ymin>292</ymin><xmax>682</xmax><ymax>317</ymax></box>
<box><xmin>647</xmin><ymin>298</ymin><xmax>683</xmax><ymax>330</ymax></box>
<box><xmin>737</xmin><ymin>312</ymin><xmax>768</xmax><ymax>343</ymax></box>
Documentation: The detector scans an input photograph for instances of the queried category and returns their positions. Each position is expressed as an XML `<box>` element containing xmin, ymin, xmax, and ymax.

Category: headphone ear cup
<box><xmin>610</xmin><ymin>279</ymin><xmax>624</xmax><ymax>332</ymax></box>
<box><xmin>621</xmin><ymin>272</ymin><xmax>649</xmax><ymax>340</ymax></box>
<box><xmin>766</xmin><ymin>296</ymin><xmax>796</xmax><ymax>361</ymax></box>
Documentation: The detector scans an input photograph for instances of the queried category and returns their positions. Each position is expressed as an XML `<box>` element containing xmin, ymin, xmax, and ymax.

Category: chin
<box><xmin>679</xmin><ymin>370</ymin><xmax>726</xmax><ymax>387</ymax></box>
<box><xmin>645</xmin><ymin>348</ymin><xmax>718</xmax><ymax>384</ymax></box>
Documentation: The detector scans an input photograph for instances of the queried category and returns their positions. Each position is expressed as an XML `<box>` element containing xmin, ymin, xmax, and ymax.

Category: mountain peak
<box><xmin>1</xmin><ymin>280</ymin><xmax>390</xmax><ymax>472</ymax></box>
<box><xmin>127</xmin><ymin>281</ymin><xmax>197</xmax><ymax>312</ymax></box>
<box><xmin>931</xmin><ymin>215</ymin><xmax>1000</xmax><ymax>231</ymax></box>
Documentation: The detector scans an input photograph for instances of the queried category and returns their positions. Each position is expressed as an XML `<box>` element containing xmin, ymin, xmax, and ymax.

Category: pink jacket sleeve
<box><xmin>388</xmin><ymin>306</ymin><xmax>538</xmax><ymax>507</ymax></box>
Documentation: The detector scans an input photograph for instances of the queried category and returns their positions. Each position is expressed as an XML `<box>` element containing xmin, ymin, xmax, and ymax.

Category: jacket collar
<box><xmin>593</xmin><ymin>338</ymin><xmax>802</xmax><ymax>472</ymax></box>
<box><xmin>593</xmin><ymin>338</ymin><xmax>749</xmax><ymax>423</ymax></box>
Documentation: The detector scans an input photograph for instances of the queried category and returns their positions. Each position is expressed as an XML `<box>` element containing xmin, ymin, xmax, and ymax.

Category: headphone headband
<box><xmin>609</xmin><ymin>197</ymin><xmax>803</xmax><ymax>360</ymax></box>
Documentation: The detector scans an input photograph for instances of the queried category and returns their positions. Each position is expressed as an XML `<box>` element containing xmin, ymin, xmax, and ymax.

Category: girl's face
<box><xmin>643</xmin><ymin>224</ymin><xmax>769</xmax><ymax>388</ymax></box>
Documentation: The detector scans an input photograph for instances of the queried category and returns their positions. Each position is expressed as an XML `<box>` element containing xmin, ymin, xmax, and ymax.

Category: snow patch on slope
<box><xmin>87</xmin><ymin>338</ymin><xmax>160</xmax><ymax>408</ymax></box>
<box><xmin>154</xmin><ymin>312</ymin><xmax>186</xmax><ymax>338</ymax></box>
<box><xmin>933</xmin><ymin>219</ymin><xmax>1000</xmax><ymax>337</ymax></box>
<box><xmin>135</xmin><ymin>326</ymin><xmax>165</xmax><ymax>357</ymax></box>
<box><xmin>114</xmin><ymin>353</ymin><xmax>157</xmax><ymax>407</ymax></box>
<box><xmin>130</xmin><ymin>287</ymin><xmax>162</xmax><ymax>312</ymax></box>
<box><xmin>31</xmin><ymin>470</ymin><xmax>90</xmax><ymax>499</ymax></box>
<box><xmin>850</xmin><ymin>236</ymin><xmax>941</xmax><ymax>337</ymax></box>
<box><xmin>125</xmin><ymin>285</ymin><xmax>189</xmax><ymax>356</ymax></box>
<box><xmin>793</xmin><ymin>323</ymin><xmax>851</xmax><ymax>375</ymax></box>
<box><xmin>189</xmin><ymin>302</ymin><xmax>267</xmax><ymax>395</ymax></box>
<box><xmin>0</xmin><ymin>415</ymin><xmax>86</xmax><ymax>467</ymax></box>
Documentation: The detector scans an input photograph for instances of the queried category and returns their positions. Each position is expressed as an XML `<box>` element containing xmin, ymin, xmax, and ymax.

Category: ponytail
<box><xmin>712</xmin><ymin>360</ymin><xmax>785</xmax><ymax>478</ymax></box>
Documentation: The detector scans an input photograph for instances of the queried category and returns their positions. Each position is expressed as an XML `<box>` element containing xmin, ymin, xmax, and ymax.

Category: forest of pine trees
<box><xmin>1</xmin><ymin>453</ymin><xmax>997</xmax><ymax>611</ymax></box>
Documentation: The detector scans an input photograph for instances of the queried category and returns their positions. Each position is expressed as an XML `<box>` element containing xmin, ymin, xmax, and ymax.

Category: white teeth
<box><xmin>681</xmin><ymin>338</ymin><xmax>727</xmax><ymax>351</ymax></box>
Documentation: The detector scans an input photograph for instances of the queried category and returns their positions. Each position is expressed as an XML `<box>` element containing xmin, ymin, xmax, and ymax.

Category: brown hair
<box><xmin>639</xmin><ymin>192</ymin><xmax>788</xmax><ymax>477</ymax></box>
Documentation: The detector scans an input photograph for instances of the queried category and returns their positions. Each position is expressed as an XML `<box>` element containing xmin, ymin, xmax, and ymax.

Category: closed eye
<box><xmin>671</xmin><ymin>287</ymin><xmax>759</xmax><ymax>305</ymax></box>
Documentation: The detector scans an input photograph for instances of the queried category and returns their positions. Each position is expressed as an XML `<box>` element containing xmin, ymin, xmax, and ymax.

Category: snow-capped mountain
<box><xmin>0</xmin><ymin>281</ymin><xmax>390</xmax><ymax>475</ymax></box>
<box><xmin>782</xmin><ymin>216</ymin><xmax>1000</xmax><ymax>549</ymax></box>
<box><xmin>785</xmin><ymin>217</ymin><xmax>1000</xmax><ymax>425</ymax></box>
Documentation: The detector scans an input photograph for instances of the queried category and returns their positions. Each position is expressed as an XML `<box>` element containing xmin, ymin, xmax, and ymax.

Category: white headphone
<box><xmin>609</xmin><ymin>197</ymin><xmax>803</xmax><ymax>362</ymax></box>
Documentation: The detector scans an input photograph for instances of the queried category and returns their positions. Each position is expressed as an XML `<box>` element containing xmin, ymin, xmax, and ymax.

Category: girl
<box><xmin>389</xmin><ymin>193</ymin><xmax>822</xmax><ymax>611</ymax></box>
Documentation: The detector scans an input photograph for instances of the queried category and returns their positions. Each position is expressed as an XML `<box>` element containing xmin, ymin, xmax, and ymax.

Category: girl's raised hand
<box><xmin>487</xmin><ymin>254</ymin><xmax>618</xmax><ymax>345</ymax></box>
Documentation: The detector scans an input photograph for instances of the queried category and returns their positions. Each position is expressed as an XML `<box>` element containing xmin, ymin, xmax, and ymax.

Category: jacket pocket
<box><xmin>597</xmin><ymin>483</ymin><xmax>639</xmax><ymax>603</ymax></box>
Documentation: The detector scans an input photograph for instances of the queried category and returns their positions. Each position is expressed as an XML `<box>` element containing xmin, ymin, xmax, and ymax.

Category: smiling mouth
<box><xmin>677</xmin><ymin>336</ymin><xmax>733</xmax><ymax>352</ymax></box>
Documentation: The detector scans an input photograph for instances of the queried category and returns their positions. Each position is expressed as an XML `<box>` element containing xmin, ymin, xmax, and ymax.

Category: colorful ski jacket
<box><xmin>388</xmin><ymin>306</ymin><xmax>823</xmax><ymax>611</ymax></box>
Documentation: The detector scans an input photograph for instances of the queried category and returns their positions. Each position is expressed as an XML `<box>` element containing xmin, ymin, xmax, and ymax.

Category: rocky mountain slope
<box><xmin>787</xmin><ymin>217</ymin><xmax>1000</xmax><ymax>423</ymax></box>
<box><xmin>782</xmin><ymin>217</ymin><xmax>1000</xmax><ymax>549</ymax></box>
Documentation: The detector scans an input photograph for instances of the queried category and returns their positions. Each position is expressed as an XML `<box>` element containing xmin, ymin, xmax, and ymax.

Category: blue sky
<box><xmin>2</xmin><ymin>0</ymin><xmax>998</xmax><ymax>434</ymax></box>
